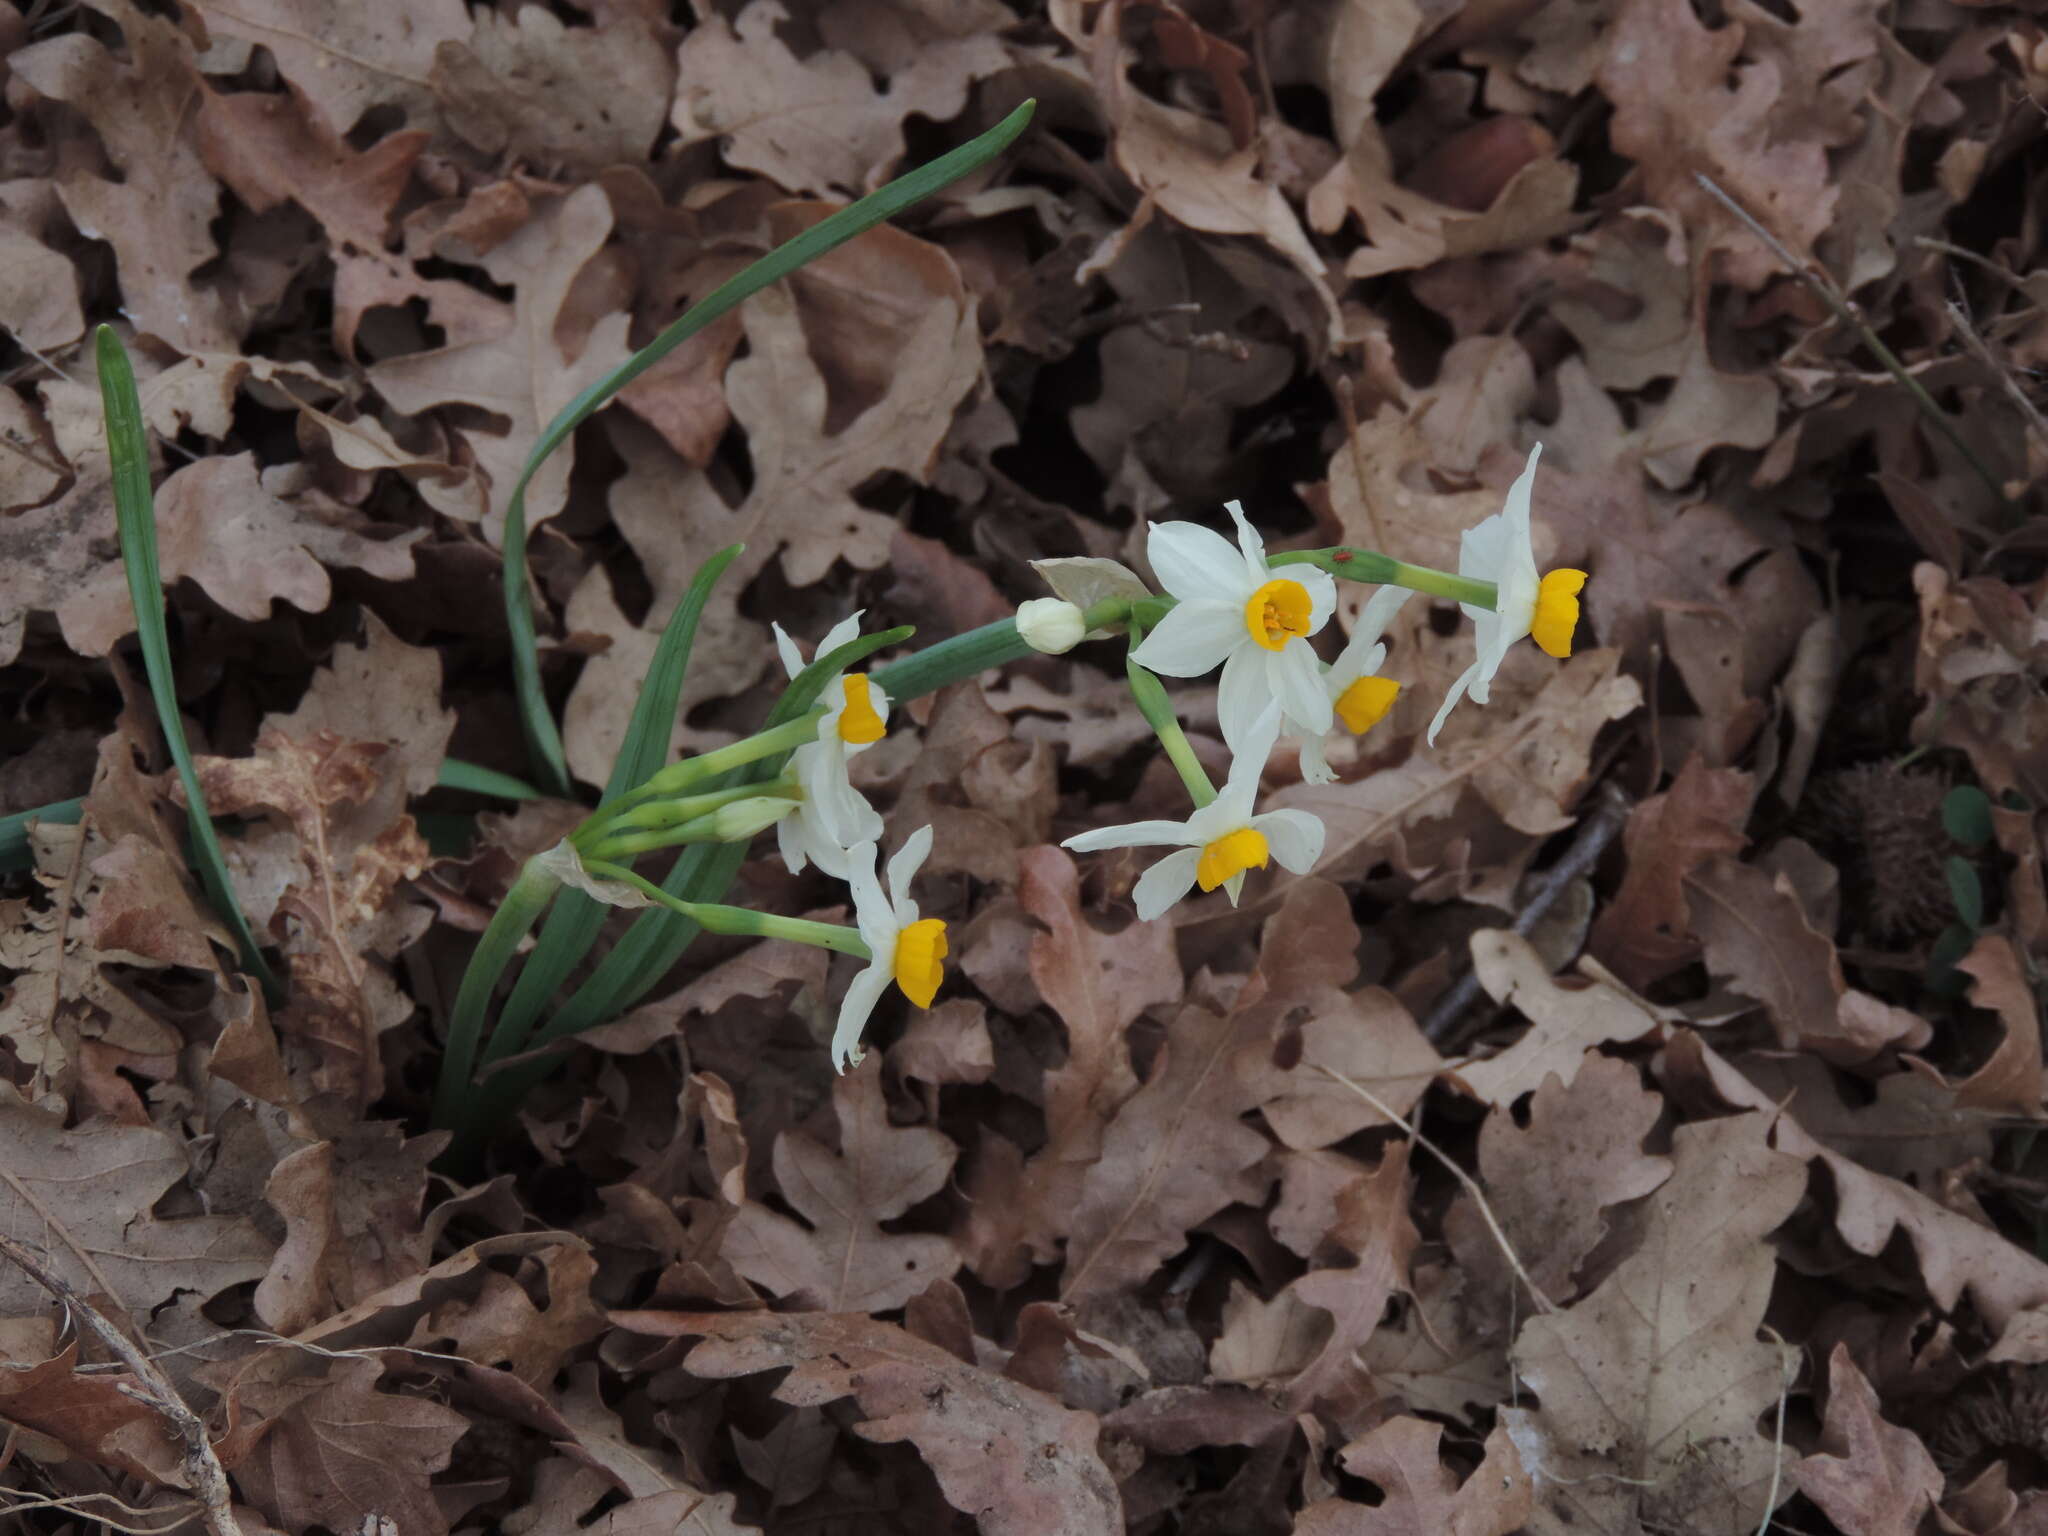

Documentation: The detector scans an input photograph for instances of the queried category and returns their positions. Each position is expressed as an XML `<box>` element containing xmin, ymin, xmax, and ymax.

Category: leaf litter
<box><xmin>1</xmin><ymin>0</ymin><xmax>2046</xmax><ymax>1532</ymax></box>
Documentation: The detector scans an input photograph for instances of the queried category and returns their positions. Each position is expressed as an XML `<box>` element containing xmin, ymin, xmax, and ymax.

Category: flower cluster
<box><xmin>566</xmin><ymin>443</ymin><xmax>1582</xmax><ymax>1076</ymax></box>
<box><xmin>767</xmin><ymin>613</ymin><xmax>944</xmax><ymax>1073</ymax></box>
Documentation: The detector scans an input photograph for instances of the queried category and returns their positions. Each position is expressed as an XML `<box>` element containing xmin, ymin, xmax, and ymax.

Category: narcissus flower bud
<box><xmin>1017</xmin><ymin>597</ymin><xmax>1086</xmax><ymax>655</ymax></box>
<box><xmin>711</xmin><ymin>796</ymin><xmax>800</xmax><ymax>842</ymax></box>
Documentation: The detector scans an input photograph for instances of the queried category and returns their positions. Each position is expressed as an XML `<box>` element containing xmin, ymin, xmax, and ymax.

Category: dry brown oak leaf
<box><xmin>184</xmin><ymin>0</ymin><xmax>470</xmax><ymax>134</ymax></box>
<box><xmin>1663</xmin><ymin>1031</ymin><xmax>2048</xmax><ymax>1342</ymax></box>
<box><xmin>1442</xmin><ymin>1054</ymin><xmax>1672</xmax><ymax>1337</ymax></box>
<box><xmin>193</xmin><ymin>728</ymin><xmax>431</xmax><ymax>1109</ymax></box>
<box><xmin>505</xmin><ymin>1455</ymin><xmax>758</xmax><ymax>1536</ymax></box>
<box><xmin>1793</xmin><ymin>1343</ymin><xmax>1943</xmax><ymax>1536</ymax></box>
<box><xmin>0</xmin><ymin>1091</ymin><xmax>272</xmax><ymax>1319</ymax></box>
<box><xmin>961</xmin><ymin>845</ymin><xmax>1179</xmax><ymax>1290</ymax></box>
<box><xmin>1292</xmin><ymin>1418</ymin><xmax>1532</xmax><ymax>1536</ymax></box>
<box><xmin>1595</xmin><ymin>0</ymin><xmax>1838</xmax><ymax>289</ymax></box>
<box><xmin>562</xmin><ymin>224</ymin><xmax>980</xmax><ymax>779</ymax></box>
<box><xmin>1502</xmin><ymin>1112</ymin><xmax>1803</xmax><ymax>1536</ymax></box>
<box><xmin>0</xmin><ymin>1340</ymin><xmax>185</xmax><ymax>1488</ymax></box>
<box><xmin>671</xmin><ymin>0</ymin><xmax>1004</xmax><ymax>197</ymax></box>
<box><xmin>370</xmin><ymin>183</ymin><xmax>632</xmax><ymax>542</ymax></box>
<box><xmin>1449</xmin><ymin>930</ymin><xmax>1670</xmax><ymax>1107</ymax></box>
<box><xmin>1586</xmin><ymin>753</ymin><xmax>1752</xmax><ymax>990</ymax></box>
<box><xmin>720</xmin><ymin>1061</ymin><xmax>959</xmax><ymax>1312</ymax></box>
<box><xmin>214</xmin><ymin>1355</ymin><xmax>469</xmax><ymax>1536</ymax></box>
<box><xmin>1</xmin><ymin>445</ymin><xmax>418</xmax><ymax>667</ymax></box>
<box><xmin>1687</xmin><ymin>853</ymin><xmax>1931</xmax><ymax>1064</ymax></box>
<box><xmin>11</xmin><ymin>2</ymin><xmax>237</xmax><ymax>352</ymax></box>
<box><xmin>616</xmin><ymin>1309</ymin><xmax>1123</xmax><ymax>1536</ymax></box>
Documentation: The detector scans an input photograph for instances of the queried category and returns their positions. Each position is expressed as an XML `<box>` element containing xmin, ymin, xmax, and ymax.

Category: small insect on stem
<box><xmin>1332</xmin><ymin>550</ymin><xmax>1353</xmax><ymax>563</ymax></box>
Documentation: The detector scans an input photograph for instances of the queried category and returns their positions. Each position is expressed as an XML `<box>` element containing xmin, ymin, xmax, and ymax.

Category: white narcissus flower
<box><xmin>1129</xmin><ymin>500</ymin><xmax>1339</xmax><ymax>754</ymax></box>
<box><xmin>1296</xmin><ymin>584</ymin><xmax>1413</xmax><ymax>785</ymax></box>
<box><xmin>834</xmin><ymin>826</ymin><xmax>947</xmax><ymax>1071</ymax></box>
<box><xmin>773</xmin><ymin>613</ymin><xmax>891</xmax><ymax>878</ymax></box>
<box><xmin>1427</xmin><ymin>444</ymin><xmax>1588</xmax><ymax>746</ymax></box>
<box><xmin>1061</xmin><ymin>707</ymin><xmax>1325</xmax><ymax>920</ymax></box>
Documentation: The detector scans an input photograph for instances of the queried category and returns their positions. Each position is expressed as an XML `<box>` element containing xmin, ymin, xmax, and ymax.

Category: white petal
<box><xmin>1148</xmin><ymin>520</ymin><xmax>1251</xmax><ymax>603</ymax></box>
<box><xmin>1064</xmin><ymin>818</ymin><xmax>1199</xmax><ymax>853</ymax></box>
<box><xmin>1214</xmin><ymin>701</ymin><xmax>1281</xmax><ymax>824</ymax></box>
<box><xmin>776</xmin><ymin>813</ymin><xmax>808</xmax><ymax>875</ymax></box>
<box><xmin>1216</xmin><ymin>646</ymin><xmax>1271</xmax><ymax>753</ymax></box>
<box><xmin>1501</xmin><ymin>444</ymin><xmax>1541</xmax><ymax>558</ymax></box>
<box><xmin>818</xmin><ymin>610</ymin><xmax>866</xmax><ymax>659</ymax></box>
<box><xmin>845</xmin><ymin>842</ymin><xmax>896</xmax><ymax>952</ymax></box>
<box><xmin>1428</xmin><ymin>661</ymin><xmax>1481</xmax><ymax>745</ymax></box>
<box><xmin>805</xmin><ymin>828</ymin><xmax>852</xmax><ymax>882</ymax></box>
<box><xmin>1334</xmin><ymin>586</ymin><xmax>1412</xmax><ymax>677</ymax></box>
<box><xmin>1224</xmin><ymin>500</ymin><xmax>1271</xmax><ymax>581</ymax></box>
<box><xmin>1271</xmin><ymin>642</ymin><xmax>1333</xmax><ymax>738</ymax></box>
<box><xmin>773</xmin><ymin>622</ymin><xmax>804</xmax><ymax>680</ymax></box>
<box><xmin>832</xmin><ymin>964</ymin><xmax>893</xmax><ymax>1073</ymax></box>
<box><xmin>1294</xmin><ymin>565</ymin><xmax>1338</xmax><ymax>635</ymax></box>
<box><xmin>1471</xmin><ymin>608</ymin><xmax>1519</xmax><ymax>696</ymax></box>
<box><xmin>1253</xmin><ymin>808</ymin><xmax>1326</xmax><ymax>873</ymax></box>
<box><xmin>1130</xmin><ymin>600</ymin><xmax>1245</xmax><ymax>677</ymax></box>
<box><xmin>1298</xmin><ymin>733</ymin><xmax>1335</xmax><ymax>785</ymax></box>
<box><xmin>887</xmin><ymin>824</ymin><xmax>934</xmax><ymax>908</ymax></box>
<box><xmin>1133</xmin><ymin>848</ymin><xmax>1203</xmax><ymax>921</ymax></box>
<box><xmin>1458</xmin><ymin>512</ymin><xmax>1509</xmax><ymax>582</ymax></box>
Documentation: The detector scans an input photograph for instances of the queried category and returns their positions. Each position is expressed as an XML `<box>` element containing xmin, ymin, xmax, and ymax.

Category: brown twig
<box><xmin>1421</xmin><ymin>779</ymin><xmax>1632</xmax><ymax>1046</ymax></box>
<box><xmin>1693</xmin><ymin>172</ymin><xmax>2009</xmax><ymax>510</ymax></box>
<box><xmin>0</xmin><ymin>1231</ymin><xmax>238</xmax><ymax>1536</ymax></box>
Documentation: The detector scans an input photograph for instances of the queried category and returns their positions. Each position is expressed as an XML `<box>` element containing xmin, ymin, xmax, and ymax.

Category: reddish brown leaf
<box><xmin>617</xmin><ymin>1309</ymin><xmax>1123</xmax><ymax>1536</ymax></box>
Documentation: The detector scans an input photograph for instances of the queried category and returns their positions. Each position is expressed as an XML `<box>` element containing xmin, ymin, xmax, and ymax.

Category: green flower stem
<box><xmin>1269</xmin><ymin>548</ymin><xmax>1498</xmax><ymax>609</ymax></box>
<box><xmin>431</xmin><ymin>858</ymin><xmax>561</xmax><ymax>1131</ymax></box>
<box><xmin>581</xmin><ymin>860</ymin><xmax>871</xmax><ymax>957</ymax></box>
<box><xmin>1124</xmin><ymin>622</ymin><xmax>1216</xmax><ymax>810</ymax></box>
<box><xmin>608</xmin><ymin>711</ymin><xmax>824</xmax><ymax>814</ymax></box>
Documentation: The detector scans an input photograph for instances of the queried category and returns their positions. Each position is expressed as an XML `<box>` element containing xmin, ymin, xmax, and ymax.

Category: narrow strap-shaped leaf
<box><xmin>435</xmin><ymin>757</ymin><xmax>544</xmax><ymax>801</ymax></box>
<box><xmin>499</xmin><ymin>100</ymin><xmax>1037</xmax><ymax>795</ymax></box>
<box><xmin>97</xmin><ymin>326</ymin><xmax>283</xmax><ymax>1000</ymax></box>
<box><xmin>458</xmin><ymin>626</ymin><xmax>912</xmax><ymax>1141</ymax></box>
<box><xmin>469</xmin><ymin>545</ymin><xmax>748</xmax><ymax>1080</ymax></box>
<box><xmin>0</xmin><ymin>798</ymin><xmax>84</xmax><ymax>876</ymax></box>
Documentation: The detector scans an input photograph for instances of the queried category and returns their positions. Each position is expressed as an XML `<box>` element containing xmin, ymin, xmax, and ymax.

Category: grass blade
<box><xmin>96</xmin><ymin>326</ymin><xmax>283</xmax><ymax>1001</ymax></box>
<box><xmin>498</xmin><ymin>100</ymin><xmax>1037</xmax><ymax>796</ymax></box>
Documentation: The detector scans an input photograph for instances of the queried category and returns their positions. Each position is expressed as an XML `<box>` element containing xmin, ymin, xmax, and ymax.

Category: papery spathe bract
<box><xmin>1128</xmin><ymin>500</ymin><xmax>1339</xmax><ymax>755</ymax></box>
<box><xmin>773</xmin><ymin>612</ymin><xmax>890</xmax><ymax>877</ymax></box>
<box><xmin>834</xmin><ymin>826</ymin><xmax>947</xmax><ymax>1072</ymax></box>
<box><xmin>1427</xmin><ymin>444</ymin><xmax>1587</xmax><ymax>745</ymax></box>
<box><xmin>1061</xmin><ymin>706</ymin><xmax>1326</xmax><ymax>919</ymax></box>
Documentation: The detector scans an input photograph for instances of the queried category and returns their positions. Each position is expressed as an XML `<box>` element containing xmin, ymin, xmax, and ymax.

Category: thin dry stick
<box><xmin>1422</xmin><ymin>780</ymin><xmax>1631</xmax><ymax>1045</ymax></box>
<box><xmin>0</xmin><ymin>1231</ymin><xmax>238</xmax><ymax>1536</ymax></box>
<box><xmin>1312</xmin><ymin>1063</ymin><xmax>1558</xmax><ymax>1313</ymax></box>
<box><xmin>1693</xmin><ymin>172</ymin><xmax>2008</xmax><ymax>509</ymax></box>
<box><xmin>1944</xmin><ymin>299</ymin><xmax>2048</xmax><ymax>463</ymax></box>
